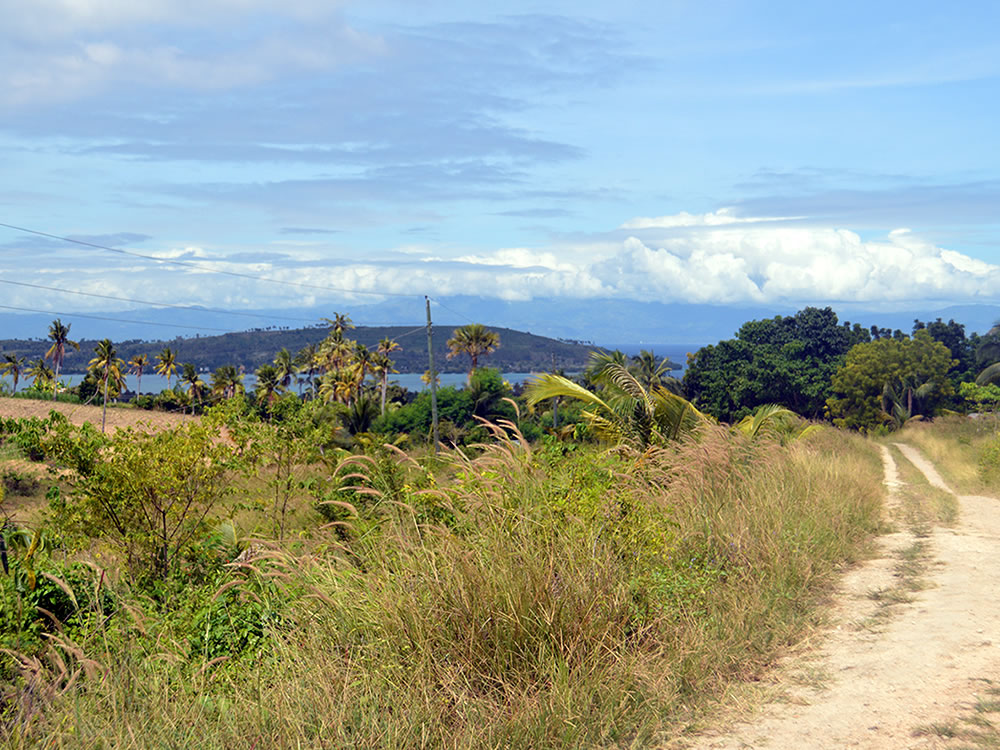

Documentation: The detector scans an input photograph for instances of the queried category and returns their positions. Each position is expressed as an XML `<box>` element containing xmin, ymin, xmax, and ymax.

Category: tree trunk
<box><xmin>101</xmin><ymin>374</ymin><xmax>109</xmax><ymax>433</ymax></box>
<box><xmin>52</xmin><ymin>360</ymin><xmax>60</xmax><ymax>401</ymax></box>
<box><xmin>381</xmin><ymin>374</ymin><xmax>388</xmax><ymax>415</ymax></box>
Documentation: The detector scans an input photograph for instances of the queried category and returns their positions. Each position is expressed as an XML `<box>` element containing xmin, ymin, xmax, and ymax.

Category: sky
<box><xmin>2</xmin><ymin>0</ymin><xmax>1000</xmax><ymax>332</ymax></box>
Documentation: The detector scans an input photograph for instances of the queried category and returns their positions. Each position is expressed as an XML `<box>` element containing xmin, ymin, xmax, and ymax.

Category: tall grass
<box><xmin>2</xmin><ymin>424</ymin><xmax>883</xmax><ymax>748</ymax></box>
<box><xmin>898</xmin><ymin>416</ymin><xmax>995</xmax><ymax>493</ymax></box>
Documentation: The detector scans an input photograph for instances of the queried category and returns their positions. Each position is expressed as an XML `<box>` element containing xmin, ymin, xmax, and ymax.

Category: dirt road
<box><xmin>682</xmin><ymin>443</ymin><xmax>1000</xmax><ymax>749</ymax></box>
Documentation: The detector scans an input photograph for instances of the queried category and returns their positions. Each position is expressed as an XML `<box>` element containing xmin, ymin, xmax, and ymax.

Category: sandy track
<box><xmin>0</xmin><ymin>397</ymin><xmax>195</xmax><ymax>433</ymax></box>
<box><xmin>681</xmin><ymin>443</ymin><xmax>1000</xmax><ymax>749</ymax></box>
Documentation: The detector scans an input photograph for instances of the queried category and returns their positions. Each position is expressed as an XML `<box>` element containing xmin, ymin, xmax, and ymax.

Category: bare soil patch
<box><xmin>677</xmin><ymin>443</ymin><xmax>1000</xmax><ymax>749</ymax></box>
<box><xmin>0</xmin><ymin>397</ymin><xmax>195</xmax><ymax>433</ymax></box>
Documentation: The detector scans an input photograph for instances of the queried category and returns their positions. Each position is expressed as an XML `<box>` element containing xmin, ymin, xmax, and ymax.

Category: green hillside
<box><xmin>0</xmin><ymin>325</ymin><xmax>599</xmax><ymax>374</ymax></box>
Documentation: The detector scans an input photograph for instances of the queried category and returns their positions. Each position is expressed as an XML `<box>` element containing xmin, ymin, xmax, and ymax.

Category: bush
<box><xmin>2</xmin><ymin>470</ymin><xmax>39</xmax><ymax>497</ymax></box>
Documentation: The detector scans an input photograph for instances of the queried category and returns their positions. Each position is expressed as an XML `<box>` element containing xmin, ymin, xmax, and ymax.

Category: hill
<box><xmin>0</xmin><ymin>325</ymin><xmax>603</xmax><ymax>374</ymax></box>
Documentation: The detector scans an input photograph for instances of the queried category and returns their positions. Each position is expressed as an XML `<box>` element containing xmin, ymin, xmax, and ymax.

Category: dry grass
<box><xmin>898</xmin><ymin>416</ymin><xmax>992</xmax><ymax>494</ymax></box>
<box><xmin>0</xmin><ymin>395</ymin><xmax>196</xmax><ymax>435</ymax></box>
<box><xmin>0</xmin><ymin>423</ymin><xmax>885</xmax><ymax>748</ymax></box>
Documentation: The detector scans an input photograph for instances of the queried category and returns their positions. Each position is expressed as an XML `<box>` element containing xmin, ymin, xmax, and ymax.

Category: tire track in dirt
<box><xmin>678</xmin><ymin>443</ymin><xmax>1000</xmax><ymax>750</ymax></box>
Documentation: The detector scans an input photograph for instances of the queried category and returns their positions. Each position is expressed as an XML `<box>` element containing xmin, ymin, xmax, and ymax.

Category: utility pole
<box><xmin>425</xmin><ymin>296</ymin><xmax>440</xmax><ymax>452</ymax></box>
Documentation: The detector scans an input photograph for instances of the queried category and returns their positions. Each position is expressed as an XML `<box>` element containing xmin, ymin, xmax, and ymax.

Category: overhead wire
<box><xmin>0</xmin><ymin>303</ymin><xmax>233</xmax><ymax>333</ymax></box>
<box><xmin>0</xmin><ymin>222</ymin><xmax>425</xmax><ymax>299</ymax></box>
<box><xmin>0</xmin><ymin>279</ymin><xmax>324</xmax><ymax>325</ymax></box>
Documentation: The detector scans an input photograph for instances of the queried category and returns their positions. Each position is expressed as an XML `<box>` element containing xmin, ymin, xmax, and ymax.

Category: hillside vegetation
<box><xmin>0</xmin><ymin>404</ymin><xmax>882</xmax><ymax>748</ymax></box>
<box><xmin>0</xmin><ymin>325</ymin><xmax>599</xmax><ymax>375</ymax></box>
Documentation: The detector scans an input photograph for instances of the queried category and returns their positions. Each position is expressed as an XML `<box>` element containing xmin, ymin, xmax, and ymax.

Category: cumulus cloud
<box><xmin>445</xmin><ymin>212</ymin><xmax>1000</xmax><ymax>306</ymax></box>
<box><xmin>5</xmin><ymin>210</ymin><xmax>1000</xmax><ymax>315</ymax></box>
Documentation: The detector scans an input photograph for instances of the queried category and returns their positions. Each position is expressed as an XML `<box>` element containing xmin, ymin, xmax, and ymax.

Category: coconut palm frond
<box><xmin>977</xmin><ymin>362</ymin><xmax>1000</xmax><ymax>386</ymax></box>
<box><xmin>524</xmin><ymin>374</ymin><xmax>613</xmax><ymax>413</ymax></box>
<box><xmin>736</xmin><ymin>404</ymin><xmax>798</xmax><ymax>439</ymax></box>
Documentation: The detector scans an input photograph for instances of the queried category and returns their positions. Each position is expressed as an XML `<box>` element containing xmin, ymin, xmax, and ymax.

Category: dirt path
<box><xmin>681</xmin><ymin>443</ymin><xmax>1000</xmax><ymax>749</ymax></box>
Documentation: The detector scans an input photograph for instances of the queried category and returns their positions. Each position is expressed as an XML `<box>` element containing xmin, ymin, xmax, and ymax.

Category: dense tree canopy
<box><xmin>683</xmin><ymin>307</ymin><xmax>870</xmax><ymax>422</ymax></box>
<box><xmin>827</xmin><ymin>330</ymin><xmax>956</xmax><ymax>431</ymax></box>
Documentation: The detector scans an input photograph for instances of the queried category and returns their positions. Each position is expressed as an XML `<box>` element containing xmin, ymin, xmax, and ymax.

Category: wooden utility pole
<box><xmin>425</xmin><ymin>296</ymin><xmax>440</xmax><ymax>452</ymax></box>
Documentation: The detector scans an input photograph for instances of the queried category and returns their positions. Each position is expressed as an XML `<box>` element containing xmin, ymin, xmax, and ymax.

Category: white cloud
<box><xmin>0</xmin><ymin>2</ymin><xmax>383</xmax><ymax>106</ymax></box>
<box><xmin>620</xmin><ymin>207</ymin><xmax>803</xmax><ymax>230</ymax></box>
<box><xmin>0</xmin><ymin>0</ymin><xmax>347</xmax><ymax>36</ymax></box>
<box><xmin>6</xmin><ymin>210</ymin><xmax>1000</xmax><ymax>314</ymax></box>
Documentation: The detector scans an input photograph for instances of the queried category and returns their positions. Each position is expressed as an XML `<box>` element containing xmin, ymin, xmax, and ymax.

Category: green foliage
<box><xmin>828</xmin><ymin>329</ymin><xmax>957</xmax><ymax>431</ymax></box>
<box><xmin>525</xmin><ymin>355</ymin><xmax>706</xmax><ymax>449</ymax></box>
<box><xmin>59</xmin><ymin>422</ymin><xmax>244</xmax><ymax>581</ymax></box>
<box><xmin>684</xmin><ymin>306</ymin><xmax>870</xmax><ymax>421</ymax></box>
<box><xmin>374</xmin><ymin>367</ymin><xmax>514</xmax><ymax>444</ymax></box>
<box><xmin>979</xmin><ymin>436</ymin><xmax>1000</xmax><ymax>487</ymax></box>
<box><xmin>959</xmin><ymin>381</ymin><xmax>1000</xmax><ymax>413</ymax></box>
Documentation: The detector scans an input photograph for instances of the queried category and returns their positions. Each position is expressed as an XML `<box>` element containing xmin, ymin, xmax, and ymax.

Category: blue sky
<box><xmin>2</xmin><ymin>0</ymin><xmax>1000</xmax><ymax>325</ymax></box>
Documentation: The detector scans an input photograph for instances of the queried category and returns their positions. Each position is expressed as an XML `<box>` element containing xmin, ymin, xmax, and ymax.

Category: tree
<box><xmin>181</xmin><ymin>362</ymin><xmax>206</xmax><ymax>415</ymax></box>
<box><xmin>374</xmin><ymin>338</ymin><xmax>401</xmax><ymax>415</ymax></box>
<box><xmin>155</xmin><ymin>347</ymin><xmax>178</xmax><ymax>390</ymax></box>
<box><xmin>254</xmin><ymin>363</ymin><xmax>283</xmax><ymax>409</ymax></box>
<box><xmin>827</xmin><ymin>330</ymin><xmax>956</xmax><ymax>431</ymax></box>
<box><xmin>71</xmin><ymin>421</ymin><xmax>240</xmax><ymax>580</ymax></box>
<box><xmin>128</xmin><ymin>354</ymin><xmax>149</xmax><ymax>396</ymax></box>
<box><xmin>630</xmin><ymin>349</ymin><xmax>681</xmax><ymax>391</ymax></box>
<box><xmin>1</xmin><ymin>354</ymin><xmax>26</xmax><ymax>394</ymax></box>
<box><xmin>321</xmin><ymin>312</ymin><xmax>354</xmax><ymax>341</ymax></box>
<box><xmin>525</xmin><ymin>354</ymin><xmax>707</xmax><ymax>449</ymax></box>
<box><xmin>89</xmin><ymin>339</ymin><xmax>125</xmax><ymax>433</ymax></box>
<box><xmin>446</xmin><ymin>323</ymin><xmax>500</xmax><ymax>382</ymax></box>
<box><xmin>352</xmin><ymin>343</ymin><xmax>373</xmax><ymax>393</ymax></box>
<box><xmin>45</xmin><ymin>318</ymin><xmax>79</xmax><ymax>401</ymax></box>
<box><xmin>294</xmin><ymin>343</ymin><xmax>318</xmax><ymax>398</ymax></box>
<box><xmin>211</xmin><ymin>364</ymin><xmax>244</xmax><ymax>401</ymax></box>
<box><xmin>273</xmin><ymin>348</ymin><xmax>294</xmax><ymax>391</ymax></box>
<box><xmin>26</xmin><ymin>358</ymin><xmax>54</xmax><ymax>391</ymax></box>
<box><xmin>685</xmin><ymin>307</ymin><xmax>871</xmax><ymax>422</ymax></box>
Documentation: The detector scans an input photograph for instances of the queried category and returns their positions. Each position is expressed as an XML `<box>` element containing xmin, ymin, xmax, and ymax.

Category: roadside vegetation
<box><xmin>2</xmin><ymin>306</ymin><xmax>1000</xmax><ymax>746</ymax></box>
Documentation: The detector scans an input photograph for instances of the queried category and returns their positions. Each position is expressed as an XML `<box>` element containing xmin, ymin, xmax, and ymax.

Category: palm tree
<box><xmin>353</xmin><ymin>343</ymin><xmax>373</xmax><ymax>391</ymax></box>
<box><xmin>525</xmin><ymin>354</ymin><xmax>707</xmax><ymax>450</ymax></box>
<box><xmin>273</xmin><ymin>348</ymin><xmax>294</xmax><ymax>391</ymax></box>
<box><xmin>210</xmin><ymin>364</ymin><xmax>243</xmax><ymax>401</ymax></box>
<box><xmin>128</xmin><ymin>354</ymin><xmax>149</xmax><ymax>395</ymax></box>
<box><xmin>630</xmin><ymin>350</ymin><xmax>672</xmax><ymax>390</ymax></box>
<box><xmin>89</xmin><ymin>339</ymin><xmax>124</xmax><ymax>433</ymax></box>
<box><xmin>155</xmin><ymin>347</ymin><xmax>178</xmax><ymax>390</ymax></box>
<box><xmin>371</xmin><ymin>352</ymin><xmax>397</xmax><ymax>416</ymax></box>
<box><xmin>446</xmin><ymin>323</ymin><xmax>500</xmax><ymax>382</ymax></box>
<box><xmin>26</xmin><ymin>358</ymin><xmax>54</xmax><ymax>390</ymax></box>
<box><xmin>181</xmin><ymin>362</ymin><xmax>206</xmax><ymax>415</ymax></box>
<box><xmin>373</xmin><ymin>337</ymin><xmax>401</xmax><ymax>415</ymax></box>
<box><xmin>45</xmin><ymin>318</ymin><xmax>79</xmax><ymax>401</ymax></box>
<box><xmin>294</xmin><ymin>343</ymin><xmax>318</xmax><ymax>398</ymax></box>
<box><xmin>321</xmin><ymin>313</ymin><xmax>354</xmax><ymax>341</ymax></box>
<box><xmin>1</xmin><ymin>354</ymin><xmax>26</xmax><ymax>394</ymax></box>
<box><xmin>255</xmin><ymin>363</ymin><xmax>283</xmax><ymax>408</ymax></box>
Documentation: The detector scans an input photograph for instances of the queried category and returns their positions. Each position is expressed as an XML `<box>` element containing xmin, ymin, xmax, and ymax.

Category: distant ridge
<box><xmin>0</xmin><ymin>325</ymin><xmax>600</xmax><ymax>374</ymax></box>
<box><xmin>1</xmin><ymin>297</ymin><xmax>998</xmax><ymax>346</ymax></box>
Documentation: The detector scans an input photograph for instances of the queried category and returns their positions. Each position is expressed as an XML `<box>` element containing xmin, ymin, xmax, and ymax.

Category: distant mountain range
<box><xmin>2</xmin><ymin>296</ymin><xmax>998</xmax><ymax>355</ymax></box>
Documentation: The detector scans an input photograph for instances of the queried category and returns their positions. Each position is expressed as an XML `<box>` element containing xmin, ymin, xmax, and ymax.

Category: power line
<box><xmin>0</xmin><ymin>303</ymin><xmax>233</xmax><ymax>333</ymax></box>
<box><xmin>429</xmin><ymin>298</ymin><xmax>477</xmax><ymax>326</ymax></box>
<box><xmin>0</xmin><ymin>222</ymin><xmax>425</xmax><ymax>299</ymax></box>
<box><xmin>0</xmin><ymin>279</ymin><xmax>324</xmax><ymax>325</ymax></box>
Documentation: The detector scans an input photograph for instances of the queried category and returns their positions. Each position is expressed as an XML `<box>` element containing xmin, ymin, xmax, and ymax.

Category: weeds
<box><xmin>0</xmin><ymin>422</ymin><xmax>884</xmax><ymax>748</ymax></box>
